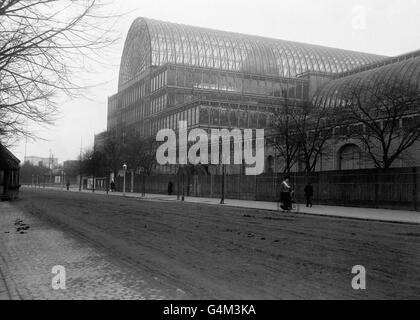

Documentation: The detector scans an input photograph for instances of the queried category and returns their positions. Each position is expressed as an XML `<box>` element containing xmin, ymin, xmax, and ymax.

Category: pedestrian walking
<box><xmin>279</xmin><ymin>176</ymin><xmax>293</xmax><ymax>211</ymax></box>
<box><xmin>168</xmin><ymin>181</ymin><xmax>174</xmax><ymax>195</ymax></box>
<box><xmin>304</xmin><ymin>182</ymin><xmax>314</xmax><ymax>208</ymax></box>
<box><xmin>66</xmin><ymin>181</ymin><xmax>70</xmax><ymax>191</ymax></box>
<box><xmin>110</xmin><ymin>181</ymin><xmax>115</xmax><ymax>192</ymax></box>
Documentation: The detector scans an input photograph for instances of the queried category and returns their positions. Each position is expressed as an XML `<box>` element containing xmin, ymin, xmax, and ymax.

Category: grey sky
<box><xmin>11</xmin><ymin>0</ymin><xmax>420</xmax><ymax>163</ymax></box>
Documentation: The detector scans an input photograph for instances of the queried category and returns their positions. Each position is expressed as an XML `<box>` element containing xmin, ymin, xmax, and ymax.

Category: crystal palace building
<box><xmin>104</xmin><ymin>17</ymin><xmax>420</xmax><ymax>173</ymax></box>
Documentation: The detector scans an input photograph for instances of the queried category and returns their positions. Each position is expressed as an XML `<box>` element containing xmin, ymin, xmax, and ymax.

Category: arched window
<box><xmin>338</xmin><ymin>144</ymin><xmax>362</xmax><ymax>170</ymax></box>
<box><xmin>266</xmin><ymin>156</ymin><xmax>274</xmax><ymax>174</ymax></box>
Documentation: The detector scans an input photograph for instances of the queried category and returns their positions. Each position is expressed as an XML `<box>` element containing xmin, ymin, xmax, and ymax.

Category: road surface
<box><xmin>4</xmin><ymin>188</ymin><xmax>420</xmax><ymax>299</ymax></box>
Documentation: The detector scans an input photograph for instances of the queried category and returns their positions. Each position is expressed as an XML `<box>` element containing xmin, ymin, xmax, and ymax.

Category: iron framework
<box><xmin>119</xmin><ymin>17</ymin><xmax>386</xmax><ymax>89</ymax></box>
<box><xmin>313</xmin><ymin>54</ymin><xmax>420</xmax><ymax>109</ymax></box>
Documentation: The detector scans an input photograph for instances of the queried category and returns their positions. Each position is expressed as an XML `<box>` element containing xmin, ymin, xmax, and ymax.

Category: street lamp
<box><xmin>220</xmin><ymin>163</ymin><xmax>225</xmax><ymax>205</ymax></box>
<box><xmin>220</xmin><ymin>149</ymin><xmax>226</xmax><ymax>205</ymax></box>
<box><xmin>123</xmin><ymin>163</ymin><xmax>127</xmax><ymax>197</ymax></box>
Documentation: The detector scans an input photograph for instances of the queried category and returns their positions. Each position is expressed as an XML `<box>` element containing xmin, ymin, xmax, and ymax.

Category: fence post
<box><xmin>177</xmin><ymin>172</ymin><xmax>180</xmax><ymax>200</ymax></box>
<box><xmin>131</xmin><ymin>170</ymin><xmax>134</xmax><ymax>193</ymax></box>
<box><xmin>255</xmin><ymin>175</ymin><xmax>258</xmax><ymax>201</ymax></box>
<box><xmin>210</xmin><ymin>175</ymin><xmax>213</xmax><ymax>198</ymax></box>
<box><xmin>374</xmin><ymin>171</ymin><xmax>379</xmax><ymax>209</ymax></box>
<box><xmin>413</xmin><ymin>167</ymin><xmax>418</xmax><ymax>211</ymax></box>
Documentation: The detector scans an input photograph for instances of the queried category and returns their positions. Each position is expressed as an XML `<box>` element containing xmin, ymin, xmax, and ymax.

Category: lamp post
<box><xmin>182</xmin><ymin>168</ymin><xmax>185</xmax><ymax>202</ymax></box>
<box><xmin>62</xmin><ymin>171</ymin><xmax>65</xmax><ymax>190</ymax></box>
<box><xmin>220</xmin><ymin>148</ymin><xmax>226</xmax><ymax>205</ymax></box>
<box><xmin>139</xmin><ymin>167</ymin><xmax>146</xmax><ymax>197</ymax></box>
<box><xmin>220</xmin><ymin>163</ymin><xmax>225</xmax><ymax>204</ymax></box>
<box><xmin>177</xmin><ymin>165</ymin><xmax>180</xmax><ymax>201</ymax></box>
<box><xmin>123</xmin><ymin>163</ymin><xmax>127</xmax><ymax>197</ymax></box>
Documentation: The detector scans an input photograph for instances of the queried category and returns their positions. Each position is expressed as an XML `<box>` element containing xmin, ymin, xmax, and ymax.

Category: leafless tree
<box><xmin>80</xmin><ymin>146</ymin><xmax>106</xmax><ymax>191</ymax></box>
<box><xmin>293</xmin><ymin>102</ymin><xmax>335</xmax><ymax>173</ymax></box>
<box><xmin>339</xmin><ymin>77</ymin><xmax>420</xmax><ymax>169</ymax></box>
<box><xmin>123</xmin><ymin>133</ymin><xmax>157</xmax><ymax>177</ymax></box>
<box><xmin>272</xmin><ymin>102</ymin><xmax>300</xmax><ymax>173</ymax></box>
<box><xmin>272</xmin><ymin>101</ymin><xmax>335</xmax><ymax>173</ymax></box>
<box><xmin>122</xmin><ymin>132</ymin><xmax>158</xmax><ymax>195</ymax></box>
<box><xmin>0</xmin><ymin>0</ymin><xmax>118</xmax><ymax>144</ymax></box>
<box><xmin>100</xmin><ymin>130</ymin><xmax>123</xmax><ymax>178</ymax></box>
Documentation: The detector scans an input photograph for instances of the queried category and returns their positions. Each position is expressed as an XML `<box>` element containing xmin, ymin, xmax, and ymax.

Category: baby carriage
<box><xmin>278</xmin><ymin>190</ymin><xmax>298</xmax><ymax>212</ymax></box>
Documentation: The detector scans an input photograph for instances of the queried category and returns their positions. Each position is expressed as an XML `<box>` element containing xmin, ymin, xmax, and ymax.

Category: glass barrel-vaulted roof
<box><xmin>313</xmin><ymin>54</ymin><xmax>420</xmax><ymax>109</ymax></box>
<box><xmin>118</xmin><ymin>17</ymin><xmax>386</xmax><ymax>89</ymax></box>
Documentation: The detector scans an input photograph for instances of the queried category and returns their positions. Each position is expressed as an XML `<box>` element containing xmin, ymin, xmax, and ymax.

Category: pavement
<box><xmin>0</xmin><ymin>201</ymin><xmax>183</xmax><ymax>300</ymax></box>
<box><xmin>25</xmin><ymin>185</ymin><xmax>420</xmax><ymax>225</ymax></box>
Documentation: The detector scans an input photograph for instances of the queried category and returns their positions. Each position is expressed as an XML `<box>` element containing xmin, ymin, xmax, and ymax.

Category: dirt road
<box><xmin>11</xmin><ymin>188</ymin><xmax>420</xmax><ymax>299</ymax></box>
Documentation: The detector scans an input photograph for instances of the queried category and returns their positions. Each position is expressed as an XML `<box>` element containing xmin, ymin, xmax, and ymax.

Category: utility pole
<box><xmin>283</xmin><ymin>89</ymin><xmax>291</xmax><ymax>174</ymax></box>
<box><xmin>92</xmin><ymin>143</ymin><xmax>96</xmax><ymax>193</ymax></box>
<box><xmin>24</xmin><ymin>136</ymin><xmax>28</xmax><ymax>162</ymax></box>
<box><xmin>49</xmin><ymin>149</ymin><xmax>52</xmax><ymax>184</ymax></box>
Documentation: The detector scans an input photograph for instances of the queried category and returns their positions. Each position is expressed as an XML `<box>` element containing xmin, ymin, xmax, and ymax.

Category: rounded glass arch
<box><xmin>313</xmin><ymin>55</ymin><xmax>420</xmax><ymax>109</ymax></box>
<box><xmin>119</xmin><ymin>19</ymin><xmax>152</xmax><ymax>88</ymax></box>
<box><xmin>118</xmin><ymin>17</ymin><xmax>386</xmax><ymax>89</ymax></box>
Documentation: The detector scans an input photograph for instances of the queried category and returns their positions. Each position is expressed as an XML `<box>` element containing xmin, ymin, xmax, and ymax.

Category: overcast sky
<box><xmin>11</xmin><ymin>0</ymin><xmax>420</xmax><ymax>163</ymax></box>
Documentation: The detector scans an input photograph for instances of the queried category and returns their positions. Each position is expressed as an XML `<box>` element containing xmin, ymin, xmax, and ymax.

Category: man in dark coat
<box><xmin>304</xmin><ymin>182</ymin><xmax>314</xmax><ymax>208</ymax></box>
<box><xmin>168</xmin><ymin>181</ymin><xmax>173</xmax><ymax>195</ymax></box>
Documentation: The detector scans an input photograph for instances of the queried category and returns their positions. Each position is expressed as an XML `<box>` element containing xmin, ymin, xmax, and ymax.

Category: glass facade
<box><xmin>118</xmin><ymin>18</ymin><xmax>385</xmax><ymax>90</ymax></box>
<box><xmin>110</xmin><ymin>17</ymin><xmax>420</xmax><ymax>145</ymax></box>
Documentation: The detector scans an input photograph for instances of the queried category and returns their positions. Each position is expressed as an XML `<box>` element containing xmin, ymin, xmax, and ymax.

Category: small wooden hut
<box><xmin>0</xmin><ymin>144</ymin><xmax>21</xmax><ymax>200</ymax></box>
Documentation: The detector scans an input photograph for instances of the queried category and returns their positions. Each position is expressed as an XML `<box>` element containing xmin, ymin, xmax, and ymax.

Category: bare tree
<box><xmin>80</xmin><ymin>146</ymin><xmax>105</xmax><ymax>191</ymax></box>
<box><xmin>293</xmin><ymin>102</ymin><xmax>335</xmax><ymax>173</ymax></box>
<box><xmin>123</xmin><ymin>133</ymin><xmax>157</xmax><ymax>176</ymax></box>
<box><xmin>20</xmin><ymin>161</ymin><xmax>49</xmax><ymax>184</ymax></box>
<box><xmin>272</xmin><ymin>101</ymin><xmax>334</xmax><ymax>173</ymax></box>
<box><xmin>136</xmin><ymin>137</ymin><xmax>158</xmax><ymax>177</ymax></box>
<box><xmin>0</xmin><ymin>0</ymin><xmax>118</xmax><ymax>144</ymax></box>
<box><xmin>123</xmin><ymin>133</ymin><xmax>158</xmax><ymax>195</ymax></box>
<box><xmin>339</xmin><ymin>77</ymin><xmax>420</xmax><ymax>169</ymax></box>
<box><xmin>101</xmin><ymin>130</ymin><xmax>123</xmax><ymax>178</ymax></box>
<box><xmin>272</xmin><ymin>102</ymin><xmax>300</xmax><ymax>173</ymax></box>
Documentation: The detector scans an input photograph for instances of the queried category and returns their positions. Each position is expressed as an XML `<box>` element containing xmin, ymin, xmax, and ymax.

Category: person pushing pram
<box><xmin>279</xmin><ymin>176</ymin><xmax>294</xmax><ymax>212</ymax></box>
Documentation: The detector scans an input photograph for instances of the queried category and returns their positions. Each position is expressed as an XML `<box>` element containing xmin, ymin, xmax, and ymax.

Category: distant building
<box><xmin>25</xmin><ymin>156</ymin><xmax>59</xmax><ymax>169</ymax></box>
<box><xmin>0</xmin><ymin>144</ymin><xmax>21</xmax><ymax>200</ymax></box>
